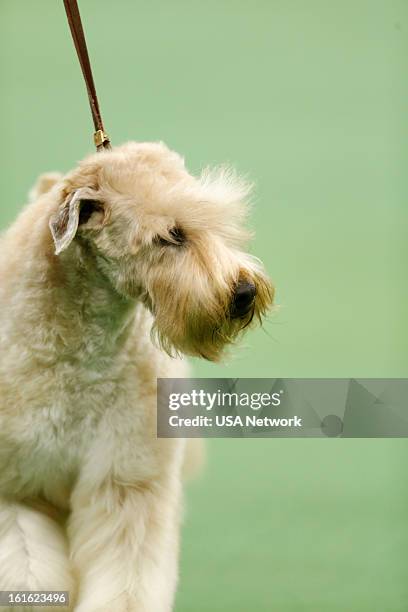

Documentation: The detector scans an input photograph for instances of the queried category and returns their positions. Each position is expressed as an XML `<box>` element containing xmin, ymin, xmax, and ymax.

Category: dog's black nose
<box><xmin>231</xmin><ymin>280</ymin><xmax>256</xmax><ymax>318</ymax></box>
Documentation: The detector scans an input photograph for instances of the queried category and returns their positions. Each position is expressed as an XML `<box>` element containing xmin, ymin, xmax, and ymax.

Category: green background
<box><xmin>1</xmin><ymin>1</ymin><xmax>407</xmax><ymax>610</ymax></box>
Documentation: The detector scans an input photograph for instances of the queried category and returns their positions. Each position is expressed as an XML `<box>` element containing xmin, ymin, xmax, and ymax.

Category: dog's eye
<box><xmin>157</xmin><ymin>227</ymin><xmax>185</xmax><ymax>246</ymax></box>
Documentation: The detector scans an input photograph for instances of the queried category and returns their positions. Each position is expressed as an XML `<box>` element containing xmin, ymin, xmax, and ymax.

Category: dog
<box><xmin>0</xmin><ymin>141</ymin><xmax>273</xmax><ymax>611</ymax></box>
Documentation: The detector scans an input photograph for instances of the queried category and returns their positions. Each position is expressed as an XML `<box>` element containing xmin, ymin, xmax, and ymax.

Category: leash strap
<box><xmin>63</xmin><ymin>0</ymin><xmax>111</xmax><ymax>151</ymax></box>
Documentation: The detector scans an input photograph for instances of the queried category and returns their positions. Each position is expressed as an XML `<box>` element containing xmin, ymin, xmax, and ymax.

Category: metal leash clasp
<box><xmin>94</xmin><ymin>129</ymin><xmax>111</xmax><ymax>150</ymax></box>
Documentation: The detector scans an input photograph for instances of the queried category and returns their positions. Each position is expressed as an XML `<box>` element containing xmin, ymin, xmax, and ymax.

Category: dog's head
<box><xmin>49</xmin><ymin>142</ymin><xmax>273</xmax><ymax>360</ymax></box>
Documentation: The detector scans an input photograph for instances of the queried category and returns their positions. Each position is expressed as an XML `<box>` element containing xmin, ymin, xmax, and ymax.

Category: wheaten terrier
<box><xmin>0</xmin><ymin>142</ymin><xmax>273</xmax><ymax>611</ymax></box>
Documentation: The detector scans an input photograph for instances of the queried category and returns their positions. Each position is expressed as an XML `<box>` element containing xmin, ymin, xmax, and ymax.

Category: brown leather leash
<box><xmin>63</xmin><ymin>0</ymin><xmax>111</xmax><ymax>152</ymax></box>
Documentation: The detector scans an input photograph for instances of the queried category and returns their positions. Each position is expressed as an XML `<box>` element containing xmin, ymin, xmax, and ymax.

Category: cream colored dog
<box><xmin>0</xmin><ymin>142</ymin><xmax>273</xmax><ymax>611</ymax></box>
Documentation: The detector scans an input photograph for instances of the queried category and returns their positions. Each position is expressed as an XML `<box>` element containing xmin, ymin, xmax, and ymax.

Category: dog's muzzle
<box><xmin>230</xmin><ymin>280</ymin><xmax>256</xmax><ymax>318</ymax></box>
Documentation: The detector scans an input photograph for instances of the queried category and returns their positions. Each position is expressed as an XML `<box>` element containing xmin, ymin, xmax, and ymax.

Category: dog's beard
<box><xmin>89</xmin><ymin>246</ymin><xmax>273</xmax><ymax>361</ymax></box>
<box><xmin>150</xmin><ymin>272</ymin><xmax>274</xmax><ymax>361</ymax></box>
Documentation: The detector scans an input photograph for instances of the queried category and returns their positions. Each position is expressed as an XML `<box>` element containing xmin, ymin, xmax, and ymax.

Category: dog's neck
<box><xmin>47</xmin><ymin>240</ymin><xmax>141</xmax><ymax>361</ymax></box>
<box><xmin>4</xmin><ymin>236</ymin><xmax>143</xmax><ymax>366</ymax></box>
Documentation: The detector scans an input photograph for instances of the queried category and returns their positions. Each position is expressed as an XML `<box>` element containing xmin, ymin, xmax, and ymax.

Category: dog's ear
<box><xmin>49</xmin><ymin>189</ymin><xmax>106</xmax><ymax>255</ymax></box>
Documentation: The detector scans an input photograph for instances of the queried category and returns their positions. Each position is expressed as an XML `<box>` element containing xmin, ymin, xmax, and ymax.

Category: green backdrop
<box><xmin>1</xmin><ymin>1</ymin><xmax>407</xmax><ymax>610</ymax></box>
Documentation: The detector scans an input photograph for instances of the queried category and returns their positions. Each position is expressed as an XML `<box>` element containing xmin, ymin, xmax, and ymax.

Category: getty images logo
<box><xmin>168</xmin><ymin>389</ymin><xmax>284</xmax><ymax>411</ymax></box>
